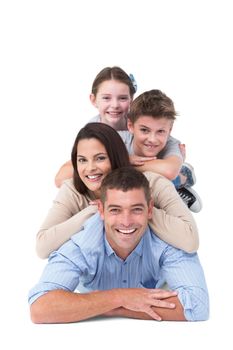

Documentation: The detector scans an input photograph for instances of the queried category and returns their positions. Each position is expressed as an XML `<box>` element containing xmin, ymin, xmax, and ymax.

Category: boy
<box><xmin>55</xmin><ymin>89</ymin><xmax>202</xmax><ymax>212</ymax></box>
<box><xmin>119</xmin><ymin>89</ymin><xmax>202</xmax><ymax>212</ymax></box>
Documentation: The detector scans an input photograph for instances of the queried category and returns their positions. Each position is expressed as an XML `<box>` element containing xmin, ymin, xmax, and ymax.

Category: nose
<box><xmin>86</xmin><ymin>160</ymin><xmax>97</xmax><ymax>171</ymax></box>
<box><xmin>119</xmin><ymin>211</ymin><xmax>133</xmax><ymax>227</ymax></box>
<box><xmin>147</xmin><ymin>133</ymin><xmax>157</xmax><ymax>143</ymax></box>
<box><xmin>111</xmin><ymin>98</ymin><xmax>119</xmax><ymax>109</ymax></box>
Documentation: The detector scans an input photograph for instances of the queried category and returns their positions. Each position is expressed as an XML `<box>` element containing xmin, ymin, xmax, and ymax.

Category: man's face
<box><xmin>98</xmin><ymin>188</ymin><xmax>153</xmax><ymax>260</ymax></box>
<box><xmin>128</xmin><ymin>116</ymin><xmax>173</xmax><ymax>157</ymax></box>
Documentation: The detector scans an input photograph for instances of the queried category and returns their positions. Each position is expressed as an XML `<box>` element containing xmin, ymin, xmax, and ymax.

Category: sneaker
<box><xmin>180</xmin><ymin>162</ymin><xmax>196</xmax><ymax>187</ymax></box>
<box><xmin>177</xmin><ymin>186</ymin><xmax>202</xmax><ymax>213</ymax></box>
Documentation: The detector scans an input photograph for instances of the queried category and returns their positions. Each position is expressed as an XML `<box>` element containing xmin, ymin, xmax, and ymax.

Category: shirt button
<box><xmin>122</xmin><ymin>280</ymin><xmax>127</xmax><ymax>283</ymax></box>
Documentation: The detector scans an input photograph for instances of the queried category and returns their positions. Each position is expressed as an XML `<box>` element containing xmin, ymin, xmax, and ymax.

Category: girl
<box><xmin>54</xmin><ymin>67</ymin><xmax>200</xmax><ymax>212</ymax></box>
<box><xmin>54</xmin><ymin>66</ymin><xmax>137</xmax><ymax>188</ymax></box>
<box><xmin>36</xmin><ymin>123</ymin><xmax>198</xmax><ymax>259</ymax></box>
<box><xmin>88</xmin><ymin>66</ymin><xmax>136</xmax><ymax>130</ymax></box>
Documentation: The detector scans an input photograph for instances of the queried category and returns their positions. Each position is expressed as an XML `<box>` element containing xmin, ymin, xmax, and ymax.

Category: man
<box><xmin>29</xmin><ymin>167</ymin><xmax>209</xmax><ymax>323</ymax></box>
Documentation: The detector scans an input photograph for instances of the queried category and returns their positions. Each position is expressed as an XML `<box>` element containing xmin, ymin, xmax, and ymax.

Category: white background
<box><xmin>0</xmin><ymin>0</ymin><xmax>232</xmax><ymax>349</ymax></box>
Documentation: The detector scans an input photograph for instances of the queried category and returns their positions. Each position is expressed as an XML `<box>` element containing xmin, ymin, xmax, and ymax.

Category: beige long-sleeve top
<box><xmin>36</xmin><ymin>171</ymin><xmax>199</xmax><ymax>259</ymax></box>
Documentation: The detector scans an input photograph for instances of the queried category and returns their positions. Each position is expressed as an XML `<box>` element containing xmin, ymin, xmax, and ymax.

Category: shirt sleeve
<box><xmin>157</xmin><ymin>136</ymin><xmax>183</xmax><ymax>160</ymax></box>
<box><xmin>145</xmin><ymin>171</ymin><xmax>199</xmax><ymax>253</ymax></box>
<box><xmin>28</xmin><ymin>240</ymin><xmax>86</xmax><ymax>305</ymax></box>
<box><xmin>36</xmin><ymin>180</ymin><xmax>97</xmax><ymax>259</ymax></box>
<box><xmin>159</xmin><ymin>246</ymin><xmax>209</xmax><ymax>321</ymax></box>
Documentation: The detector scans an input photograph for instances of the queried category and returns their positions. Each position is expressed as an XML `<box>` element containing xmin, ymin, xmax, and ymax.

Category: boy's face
<box><xmin>128</xmin><ymin>116</ymin><xmax>173</xmax><ymax>157</ymax></box>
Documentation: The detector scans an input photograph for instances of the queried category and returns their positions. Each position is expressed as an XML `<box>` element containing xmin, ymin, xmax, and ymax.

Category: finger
<box><xmin>145</xmin><ymin>307</ymin><xmax>162</xmax><ymax>321</ymax></box>
<box><xmin>151</xmin><ymin>299</ymin><xmax>176</xmax><ymax>309</ymax></box>
<box><xmin>148</xmin><ymin>289</ymin><xmax>178</xmax><ymax>298</ymax></box>
<box><xmin>137</xmin><ymin>157</ymin><xmax>156</xmax><ymax>162</ymax></box>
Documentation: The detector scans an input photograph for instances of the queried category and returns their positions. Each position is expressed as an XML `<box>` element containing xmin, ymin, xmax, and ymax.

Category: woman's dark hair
<box><xmin>71</xmin><ymin>123</ymin><xmax>131</xmax><ymax>195</ymax></box>
<box><xmin>91</xmin><ymin>66</ymin><xmax>136</xmax><ymax>97</ymax></box>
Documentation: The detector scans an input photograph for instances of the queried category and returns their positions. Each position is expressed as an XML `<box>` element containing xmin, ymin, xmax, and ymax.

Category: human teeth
<box><xmin>87</xmin><ymin>175</ymin><xmax>100</xmax><ymax>179</ymax></box>
<box><xmin>118</xmin><ymin>229</ymin><xmax>136</xmax><ymax>234</ymax></box>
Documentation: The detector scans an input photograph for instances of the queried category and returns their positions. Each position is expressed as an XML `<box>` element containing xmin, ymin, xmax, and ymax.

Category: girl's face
<box><xmin>90</xmin><ymin>80</ymin><xmax>132</xmax><ymax>130</ymax></box>
<box><xmin>77</xmin><ymin>138</ymin><xmax>112</xmax><ymax>197</ymax></box>
<box><xmin>128</xmin><ymin>116</ymin><xmax>173</xmax><ymax>157</ymax></box>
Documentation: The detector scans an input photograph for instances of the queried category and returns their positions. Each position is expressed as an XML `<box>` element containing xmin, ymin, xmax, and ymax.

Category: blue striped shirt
<box><xmin>28</xmin><ymin>213</ymin><xmax>209</xmax><ymax>321</ymax></box>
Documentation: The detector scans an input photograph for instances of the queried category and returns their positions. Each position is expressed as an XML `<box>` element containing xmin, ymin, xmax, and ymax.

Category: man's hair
<box><xmin>100</xmin><ymin>166</ymin><xmax>151</xmax><ymax>204</ymax></box>
<box><xmin>128</xmin><ymin>89</ymin><xmax>177</xmax><ymax>124</ymax></box>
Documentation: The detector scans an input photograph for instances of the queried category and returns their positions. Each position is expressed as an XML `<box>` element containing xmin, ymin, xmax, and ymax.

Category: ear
<box><xmin>97</xmin><ymin>200</ymin><xmax>105</xmax><ymax>219</ymax></box>
<box><xmin>147</xmin><ymin>199</ymin><xmax>154</xmax><ymax>220</ymax></box>
<box><xmin>90</xmin><ymin>94</ymin><xmax>97</xmax><ymax>107</ymax></box>
<box><xmin>127</xmin><ymin>119</ymin><xmax>134</xmax><ymax>134</ymax></box>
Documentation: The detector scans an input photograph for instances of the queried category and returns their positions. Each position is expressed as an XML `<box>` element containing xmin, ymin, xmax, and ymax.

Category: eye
<box><xmin>140</xmin><ymin>128</ymin><xmax>149</xmax><ymax>134</ymax></box>
<box><xmin>102</xmin><ymin>96</ymin><xmax>110</xmax><ymax>101</ymax></box>
<box><xmin>158</xmin><ymin>129</ymin><xmax>166</xmax><ymax>134</ymax></box>
<box><xmin>96</xmin><ymin>155</ymin><xmax>108</xmax><ymax>162</ymax></box>
<box><xmin>109</xmin><ymin>208</ymin><xmax>120</xmax><ymax>214</ymax></box>
<box><xmin>132</xmin><ymin>207</ymin><xmax>143</xmax><ymax>214</ymax></box>
<box><xmin>119</xmin><ymin>96</ymin><xmax>129</xmax><ymax>101</ymax></box>
<box><xmin>77</xmin><ymin>158</ymin><xmax>87</xmax><ymax>163</ymax></box>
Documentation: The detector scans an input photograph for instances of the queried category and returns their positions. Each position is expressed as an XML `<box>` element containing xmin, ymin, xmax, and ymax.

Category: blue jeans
<box><xmin>172</xmin><ymin>176</ymin><xmax>181</xmax><ymax>189</ymax></box>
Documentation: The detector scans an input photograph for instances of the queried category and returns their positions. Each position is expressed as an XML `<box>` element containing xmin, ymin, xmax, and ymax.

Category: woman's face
<box><xmin>77</xmin><ymin>138</ymin><xmax>112</xmax><ymax>197</ymax></box>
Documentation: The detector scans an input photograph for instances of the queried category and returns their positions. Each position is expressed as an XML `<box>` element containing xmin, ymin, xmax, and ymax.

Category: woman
<box><xmin>54</xmin><ymin>66</ymin><xmax>136</xmax><ymax>188</ymax></box>
<box><xmin>36</xmin><ymin>123</ymin><xmax>198</xmax><ymax>259</ymax></box>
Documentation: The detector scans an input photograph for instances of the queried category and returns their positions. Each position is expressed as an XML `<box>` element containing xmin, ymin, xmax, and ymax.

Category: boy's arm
<box><xmin>55</xmin><ymin>160</ymin><xmax>73</xmax><ymax>188</ymax></box>
<box><xmin>30</xmin><ymin>288</ymin><xmax>181</xmax><ymax>324</ymax></box>
<box><xmin>134</xmin><ymin>155</ymin><xmax>182</xmax><ymax>180</ymax></box>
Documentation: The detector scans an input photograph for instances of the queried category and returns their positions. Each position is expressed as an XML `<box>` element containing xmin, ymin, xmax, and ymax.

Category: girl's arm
<box><xmin>144</xmin><ymin>172</ymin><xmax>199</xmax><ymax>253</ymax></box>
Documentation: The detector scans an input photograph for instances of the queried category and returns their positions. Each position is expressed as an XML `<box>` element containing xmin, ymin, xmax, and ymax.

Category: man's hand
<box><xmin>118</xmin><ymin>288</ymin><xmax>177</xmax><ymax>321</ymax></box>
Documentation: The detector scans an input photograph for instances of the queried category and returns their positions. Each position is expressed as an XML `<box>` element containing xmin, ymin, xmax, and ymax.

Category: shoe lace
<box><xmin>178</xmin><ymin>188</ymin><xmax>195</xmax><ymax>207</ymax></box>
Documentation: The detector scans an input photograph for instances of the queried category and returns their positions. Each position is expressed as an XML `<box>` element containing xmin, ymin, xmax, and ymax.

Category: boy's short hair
<box><xmin>100</xmin><ymin>166</ymin><xmax>151</xmax><ymax>204</ymax></box>
<box><xmin>128</xmin><ymin>89</ymin><xmax>177</xmax><ymax>124</ymax></box>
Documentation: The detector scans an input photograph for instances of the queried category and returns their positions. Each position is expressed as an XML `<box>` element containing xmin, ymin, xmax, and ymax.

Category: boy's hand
<box><xmin>130</xmin><ymin>155</ymin><xmax>157</xmax><ymax>166</ymax></box>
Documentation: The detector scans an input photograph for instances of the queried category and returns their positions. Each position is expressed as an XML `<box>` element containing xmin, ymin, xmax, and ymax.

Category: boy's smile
<box><xmin>128</xmin><ymin>116</ymin><xmax>173</xmax><ymax>157</ymax></box>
